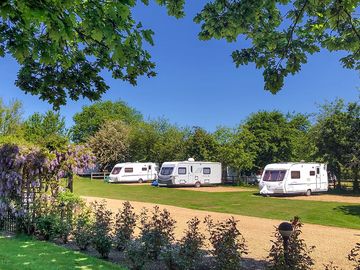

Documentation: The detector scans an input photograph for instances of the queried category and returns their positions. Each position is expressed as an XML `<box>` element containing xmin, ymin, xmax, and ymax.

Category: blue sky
<box><xmin>0</xmin><ymin>1</ymin><xmax>359</xmax><ymax>131</ymax></box>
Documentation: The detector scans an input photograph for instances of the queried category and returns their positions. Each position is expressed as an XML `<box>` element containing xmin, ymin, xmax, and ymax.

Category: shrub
<box><xmin>125</xmin><ymin>239</ymin><xmax>148</xmax><ymax>270</ymax></box>
<box><xmin>113</xmin><ymin>201</ymin><xmax>137</xmax><ymax>251</ymax></box>
<box><xmin>348</xmin><ymin>243</ymin><xmax>360</xmax><ymax>270</ymax></box>
<box><xmin>91</xmin><ymin>201</ymin><xmax>113</xmax><ymax>258</ymax></box>
<box><xmin>34</xmin><ymin>214</ymin><xmax>57</xmax><ymax>241</ymax></box>
<box><xmin>139</xmin><ymin>206</ymin><xmax>176</xmax><ymax>260</ymax></box>
<box><xmin>267</xmin><ymin>216</ymin><xmax>315</xmax><ymax>270</ymax></box>
<box><xmin>178</xmin><ymin>216</ymin><xmax>206</xmax><ymax>269</ymax></box>
<box><xmin>73</xmin><ymin>207</ymin><xmax>93</xmax><ymax>251</ymax></box>
<box><xmin>205</xmin><ymin>216</ymin><xmax>247</xmax><ymax>270</ymax></box>
<box><xmin>323</xmin><ymin>262</ymin><xmax>341</xmax><ymax>270</ymax></box>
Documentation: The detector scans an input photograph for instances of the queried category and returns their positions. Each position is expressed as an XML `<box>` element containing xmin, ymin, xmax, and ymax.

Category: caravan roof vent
<box><xmin>188</xmin><ymin>158</ymin><xmax>195</xmax><ymax>162</ymax></box>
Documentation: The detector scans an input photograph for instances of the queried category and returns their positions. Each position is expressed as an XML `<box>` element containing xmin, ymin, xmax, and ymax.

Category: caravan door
<box><xmin>315</xmin><ymin>166</ymin><xmax>321</xmax><ymax>190</ymax></box>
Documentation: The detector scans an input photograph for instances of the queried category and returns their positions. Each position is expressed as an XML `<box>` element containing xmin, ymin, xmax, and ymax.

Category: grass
<box><xmin>0</xmin><ymin>235</ymin><xmax>125</xmax><ymax>270</ymax></box>
<box><xmin>74</xmin><ymin>176</ymin><xmax>360</xmax><ymax>230</ymax></box>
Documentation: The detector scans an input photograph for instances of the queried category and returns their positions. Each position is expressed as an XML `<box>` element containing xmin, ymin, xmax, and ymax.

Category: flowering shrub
<box><xmin>0</xmin><ymin>143</ymin><xmax>94</xmax><ymax>234</ymax></box>
<box><xmin>113</xmin><ymin>201</ymin><xmax>137</xmax><ymax>251</ymax></box>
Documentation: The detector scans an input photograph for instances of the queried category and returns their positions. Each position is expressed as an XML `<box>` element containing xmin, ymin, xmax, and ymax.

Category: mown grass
<box><xmin>0</xmin><ymin>235</ymin><xmax>125</xmax><ymax>270</ymax></box>
<box><xmin>74</xmin><ymin>177</ymin><xmax>360</xmax><ymax>230</ymax></box>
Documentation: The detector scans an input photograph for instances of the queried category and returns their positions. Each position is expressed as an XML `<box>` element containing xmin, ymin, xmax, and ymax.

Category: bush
<box><xmin>91</xmin><ymin>201</ymin><xmax>113</xmax><ymax>258</ymax></box>
<box><xmin>140</xmin><ymin>206</ymin><xmax>176</xmax><ymax>260</ymax></box>
<box><xmin>205</xmin><ymin>216</ymin><xmax>247</xmax><ymax>270</ymax></box>
<box><xmin>73</xmin><ymin>207</ymin><xmax>93</xmax><ymax>251</ymax></box>
<box><xmin>178</xmin><ymin>217</ymin><xmax>206</xmax><ymax>269</ymax></box>
<box><xmin>348</xmin><ymin>243</ymin><xmax>360</xmax><ymax>270</ymax></box>
<box><xmin>125</xmin><ymin>239</ymin><xmax>148</xmax><ymax>270</ymax></box>
<box><xmin>113</xmin><ymin>201</ymin><xmax>137</xmax><ymax>251</ymax></box>
<box><xmin>267</xmin><ymin>216</ymin><xmax>315</xmax><ymax>270</ymax></box>
<box><xmin>323</xmin><ymin>262</ymin><xmax>341</xmax><ymax>270</ymax></box>
<box><xmin>34</xmin><ymin>214</ymin><xmax>57</xmax><ymax>241</ymax></box>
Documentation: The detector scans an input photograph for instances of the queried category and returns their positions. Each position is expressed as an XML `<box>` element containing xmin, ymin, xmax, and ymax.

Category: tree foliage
<box><xmin>185</xmin><ymin>127</ymin><xmax>219</xmax><ymax>161</ymax></box>
<box><xmin>0</xmin><ymin>0</ymin><xmax>185</xmax><ymax>108</ymax></box>
<box><xmin>241</xmin><ymin>111</ymin><xmax>310</xmax><ymax>171</ymax></box>
<box><xmin>24</xmin><ymin>110</ymin><xmax>69</xmax><ymax>150</ymax></box>
<box><xmin>0</xmin><ymin>98</ymin><xmax>23</xmax><ymax>136</ymax></box>
<box><xmin>312</xmin><ymin>99</ymin><xmax>360</xmax><ymax>191</ymax></box>
<box><xmin>88</xmin><ymin>120</ymin><xmax>130</xmax><ymax>171</ymax></box>
<box><xmin>71</xmin><ymin>100</ymin><xmax>142</xmax><ymax>143</ymax></box>
<box><xmin>194</xmin><ymin>0</ymin><xmax>360</xmax><ymax>93</ymax></box>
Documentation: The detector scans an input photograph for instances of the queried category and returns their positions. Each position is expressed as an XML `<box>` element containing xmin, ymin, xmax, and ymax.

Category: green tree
<box><xmin>128</xmin><ymin>118</ymin><xmax>188</xmax><ymax>164</ymax></box>
<box><xmin>185</xmin><ymin>127</ymin><xmax>219</xmax><ymax>161</ymax></box>
<box><xmin>0</xmin><ymin>98</ymin><xmax>23</xmax><ymax>136</ymax></box>
<box><xmin>24</xmin><ymin>110</ymin><xmax>69</xmax><ymax>150</ymax></box>
<box><xmin>312</xmin><ymin>99</ymin><xmax>360</xmax><ymax>192</ymax></box>
<box><xmin>88</xmin><ymin>120</ymin><xmax>130</xmax><ymax>171</ymax></box>
<box><xmin>71</xmin><ymin>100</ymin><xmax>142</xmax><ymax>143</ymax></box>
<box><xmin>1</xmin><ymin>0</ymin><xmax>184</xmax><ymax>108</ymax></box>
<box><xmin>213</xmin><ymin>126</ymin><xmax>257</xmax><ymax>175</ymax></box>
<box><xmin>194</xmin><ymin>0</ymin><xmax>360</xmax><ymax>93</ymax></box>
<box><xmin>241</xmin><ymin>111</ymin><xmax>310</xmax><ymax>171</ymax></box>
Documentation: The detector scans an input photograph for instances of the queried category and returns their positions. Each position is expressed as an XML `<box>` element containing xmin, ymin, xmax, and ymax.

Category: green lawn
<box><xmin>74</xmin><ymin>177</ymin><xmax>360</xmax><ymax>230</ymax></box>
<box><xmin>0</xmin><ymin>235</ymin><xmax>125</xmax><ymax>270</ymax></box>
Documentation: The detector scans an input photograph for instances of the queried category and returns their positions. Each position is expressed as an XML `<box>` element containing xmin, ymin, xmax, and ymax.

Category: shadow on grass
<box><xmin>0</xmin><ymin>235</ymin><xmax>122</xmax><ymax>270</ymax></box>
<box><xmin>335</xmin><ymin>205</ymin><xmax>360</xmax><ymax>217</ymax></box>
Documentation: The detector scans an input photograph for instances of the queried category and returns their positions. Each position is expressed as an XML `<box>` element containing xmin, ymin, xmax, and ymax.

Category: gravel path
<box><xmin>83</xmin><ymin>196</ymin><xmax>360</xmax><ymax>270</ymax></box>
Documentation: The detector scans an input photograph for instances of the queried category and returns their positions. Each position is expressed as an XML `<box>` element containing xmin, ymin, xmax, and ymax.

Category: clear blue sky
<box><xmin>0</xmin><ymin>1</ymin><xmax>359</xmax><ymax>131</ymax></box>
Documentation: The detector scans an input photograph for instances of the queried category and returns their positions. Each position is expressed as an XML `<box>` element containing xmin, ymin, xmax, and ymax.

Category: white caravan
<box><xmin>158</xmin><ymin>159</ymin><xmax>222</xmax><ymax>187</ymax></box>
<box><xmin>259</xmin><ymin>162</ymin><xmax>328</xmax><ymax>196</ymax></box>
<box><xmin>108</xmin><ymin>162</ymin><xmax>158</xmax><ymax>183</ymax></box>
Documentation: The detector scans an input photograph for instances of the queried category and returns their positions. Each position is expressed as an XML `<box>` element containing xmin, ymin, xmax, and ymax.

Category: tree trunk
<box><xmin>353</xmin><ymin>167</ymin><xmax>359</xmax><ymax>193</ymax></box>
<box><xmin>67</xmin><ymin>173</ymin><xmax>74</xmax><ymax>193</ymax></box>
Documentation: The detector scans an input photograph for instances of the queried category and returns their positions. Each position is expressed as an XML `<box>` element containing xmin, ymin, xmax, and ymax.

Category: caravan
<box><xmin>158</xmin><ymin>159</ymin><xmax>222</xmax><ymax>187</ymax></box>
<box><xmin>259</xmin><ymin>162</ymin><xmax>328</xmax><ymax>196</ymax></box>
<box><xmin>108</xmin><ymin>162</ymin><xmax>158</xmax><ymax>183</ymax></box>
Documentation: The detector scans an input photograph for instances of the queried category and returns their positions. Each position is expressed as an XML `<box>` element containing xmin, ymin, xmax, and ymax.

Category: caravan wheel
<box><xmin>195</xmin><ymin>182</ymin><xmax>201</xmax><ymax>188</ymax></box>
<box><xmin>305</xmin><ymin>189</ymin><xmax>311</xmax><ymax>196</ymax></box>
<box><xmin>138</xmin><ymin>178</ymin><xmax>143</xmax><ymax>183</ymax></box>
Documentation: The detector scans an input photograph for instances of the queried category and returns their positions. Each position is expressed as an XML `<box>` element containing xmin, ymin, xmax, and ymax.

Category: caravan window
<box><xmin>111</xmin><ymin>167</ymin><xmax>122</xmax><ymax>175</ymax></box>
<box><xmin>178</xmin><ymin>167</ymin><xmax>187</xmax><ymax>175</ymax></box>
<box><xmin>142</xmin><ymin>167</ymin><xmax>147</xmax><ymax>171</ymax></box>
<box><xmin>310</xmin><ymin>171</ymin><xmax>315</xmax><ymax>176</ymax></box>
<box><xmin>161</xmin><ymin>167</ymin><xmax>174</xmax><ymax>175</ymax></box>
<box><xmin>125</xmin><ymin>168</ymin><xmax>133</xmax><ymax>173</ymax></box>
<box><xmin>203</xmin><ymin>167</ymin><xmax>211</xmax><ymax>175</ymax></box>
<box><xmin>263</xmin><ymin>170</ymin><xmax>286</xmax><ymax>181</ymax></box>
<box><xmin>291</xmin><ymin>171</ymin><xmax>301</xmax><ymax>179</ymax></box>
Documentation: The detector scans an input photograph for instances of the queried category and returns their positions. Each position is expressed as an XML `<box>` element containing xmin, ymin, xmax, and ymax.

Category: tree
<box><xmin>194</xmin><ymin>0</ymin><xmax>360</xmax><ymax>93</ymax></box>
<box><xmin>0</xmin><ymin>98</ymin><xmax>23</xmax><ymax>136</ymax></box>
<box><xmin>24</xmin><ymin>110</ymin><xmax>69</xmax><ymax>150</ymax></box>
<box><xmin>241</xmin><ymin>111</ymin><xmax>309</xmax><ymax>171</ymax></box>
<box><xmin>71</xmin><ymin>100</ymin><xmax>142</xmax><ymax>143</ymax></box>
<box><xmin>88</xmin><ymin>120</ymin><xmax>130</xmax><ymax>171</ymax></box>
<box><xmin>1</xmin><ymin>0</ymin><xmax>184</xmax><ymax>108</ymax></box>
<box><xmin>185</xmin><ymin>127</ymin><xmax>219</xmax><ymax>161</ymax></box>
<box><xmin>312</xmin><ymin>99</ymin><xmax>360</xmax><ymax>192</ymax></box>
<box><xmin>213</xmin><ymin>126</ymin><xmax>257</xmax><ymax>175</ymax></box>
<box><xmin>128</xmin><ymin>118</ymin><xmax>188</xmax><ymax>164</ymax></box>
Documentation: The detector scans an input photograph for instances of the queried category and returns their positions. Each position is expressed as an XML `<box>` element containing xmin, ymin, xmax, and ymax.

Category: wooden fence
<box><xmin>90</xmin><ymin>172</ymin><xmax>110</xmax><ymax>180</ymax></box>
